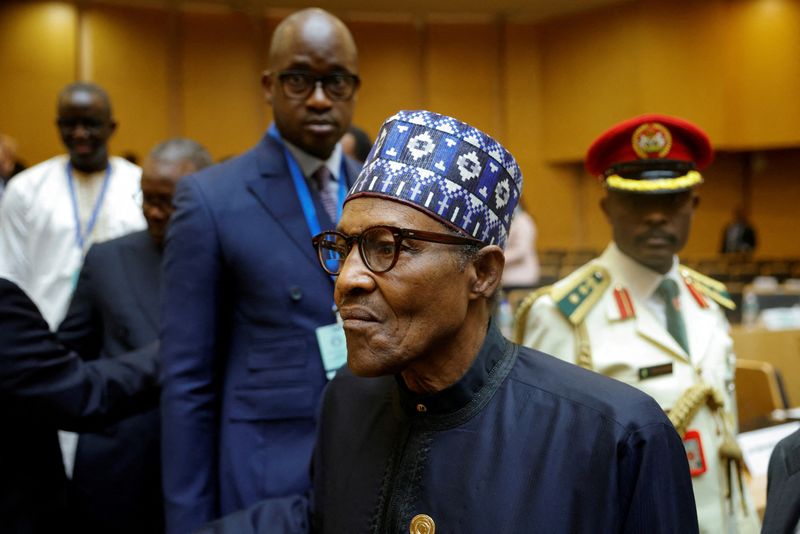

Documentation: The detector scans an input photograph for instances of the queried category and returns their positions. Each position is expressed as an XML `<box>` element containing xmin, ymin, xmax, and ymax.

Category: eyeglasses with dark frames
<box><xmin>275</xmin><ymin>70</ymin><xmax>360</xmax><ymax>102</ymax></box>
<box><xmin>56</xmin><ymin>117</ymin><xmax>109</xmax><ymax>133</ymax></box>
<box><xmin>312</xmin><ymin>225</ymin><xmax>485</xmax><ymax>276</ymax></box>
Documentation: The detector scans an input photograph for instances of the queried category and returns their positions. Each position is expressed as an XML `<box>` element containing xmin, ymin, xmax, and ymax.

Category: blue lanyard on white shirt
<box><xmin>267</xmin><ymin>124</ymin><xmax>347</xmax><ymax>237</ymax></box>
<box><xmin>66</xmin><ymin>162</ymin><xmax>112</xmax><ymax>252</ymax></box>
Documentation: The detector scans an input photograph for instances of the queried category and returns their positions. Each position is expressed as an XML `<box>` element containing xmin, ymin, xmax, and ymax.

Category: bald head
<box><xmin>57</xmin><ymin>82</ymin><xmax>112</xmax><ymax>118</ymax></box>
<box><xmin>262</xmin><ymin>8</ymin><xmax>359</xmax><ymax>159</ymax></box>
<box><xmin>268</xmin><ymin>9</ymin><xmax>357</xmax><ymax>71</ymax></box>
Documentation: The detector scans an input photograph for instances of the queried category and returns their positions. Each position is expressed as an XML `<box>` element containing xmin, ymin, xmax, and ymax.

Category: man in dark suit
<box><xmin>763</xmin><ymin>428</ymin><xmax>800</xmax><ymax>533</ymax></box>
<box><xmin>56</xmin><ymin>138</ymin><xmax>212</xmax><ymax>533</ymax></box>
<box><xmin>160</xmin><ymin>8</ymin><xmax>362</xmax><ymax>533</ymax></box>
<box><xmin>721</xmin><ymin>206</ymin><xmax>757</xmax><ymax>254</ymax></box>
<box><xmin>0</xmin><ymin>277</ymin><xmax>159</xmax><ymax>534</ymax></box>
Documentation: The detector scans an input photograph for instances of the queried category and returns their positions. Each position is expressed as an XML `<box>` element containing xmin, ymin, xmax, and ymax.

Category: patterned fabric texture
<box><xmin>345</xmin><ymin>110</ymin><xmax>523</xmax><ymax>249</ymax></box>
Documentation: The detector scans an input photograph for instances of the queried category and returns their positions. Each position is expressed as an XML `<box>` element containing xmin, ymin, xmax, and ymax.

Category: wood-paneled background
<box><xmin>2</xmin><ymin>0</ymin><xmax>799</xmax><ymax>257</ymax></box>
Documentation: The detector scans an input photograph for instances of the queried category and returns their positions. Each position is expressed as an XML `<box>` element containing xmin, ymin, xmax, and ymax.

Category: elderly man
<box><xmin>56</xmin><ymin>138</ymin><xmax>211</xmax><ymax>534</ymax></box>
<box><xmin>516</xmin><ymin>114</ymin><xmax>759</xmax><ymax>533</ymax></box>
<box><xmin>205</xmin><ymin>110</ymin><xmax>697</xmax><ymax>534</ymax></box>
<box><xmin>160</xmin><ymin>8</ymin><xmax>362</xmax><ymax>533</ymax></box>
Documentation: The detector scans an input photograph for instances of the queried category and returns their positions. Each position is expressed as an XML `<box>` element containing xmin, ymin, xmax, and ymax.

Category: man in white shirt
<box><xmin>0</xmin><ymin>82</ymin><xmax>145</xmax><ymax>329</ymax></box>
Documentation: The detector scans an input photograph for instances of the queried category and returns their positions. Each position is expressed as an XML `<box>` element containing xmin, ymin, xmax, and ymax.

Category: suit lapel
<box><xmin>246</xmin><ymin>135</ymin><xmax>362</xmax><ymax>267</ymax></box>
<box><xmin>121</xmin><ymin>231</ymin><xmax>161</xmax><ymax>333</ymax></box>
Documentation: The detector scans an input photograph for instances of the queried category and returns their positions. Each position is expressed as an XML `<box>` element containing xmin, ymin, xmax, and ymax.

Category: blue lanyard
<box><xmin>66</xmin><ymin>162</ymin><xmax>112</xmax><ymax>252</ymax></box>
<box><xmin>268</xmin><ymin>124</ymin><xmax>347</xmax><ymax>237</ymax></box>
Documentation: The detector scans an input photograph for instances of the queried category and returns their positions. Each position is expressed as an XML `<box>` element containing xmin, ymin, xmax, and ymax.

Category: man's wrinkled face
<box><xmin>334</xmin><ymin>197</ymin><xmax>474</xmax><ymax>378</ymax></box>
<box><xmin>141</xmin><ymin>159</ymin><xmax>193</xmax><ymax>247</ymax></box>
<box><xmin>602</xmin><ymin>189</ymin><xmax>698</xmax><ymax>274</ymax></box>
<box><xmin>57</xmin><ymin>90</ymin><xmax>116</xmax><ymax>173</ymax></box>
<box><xmin>263</xmin><ymin>20</ymin><xmax>357</xmax><ymax>160</ymax></box>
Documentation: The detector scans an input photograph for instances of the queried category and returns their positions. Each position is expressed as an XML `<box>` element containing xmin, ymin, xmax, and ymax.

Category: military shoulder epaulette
<box><xmin>679</xmin><ymin>265</ymin><xmax>736</xmax><ymax>311</ymax></box>
<box><xmin>551</xmin><ymin>263</ymin><xmax>611</xmax><ymax>325</ymax></box>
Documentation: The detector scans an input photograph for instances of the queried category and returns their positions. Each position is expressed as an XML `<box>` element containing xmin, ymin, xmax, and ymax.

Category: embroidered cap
<box><xmin>585</xmin><ymin>113</ymin><xmax>713</xmax><ymax>194</ymax></box>
<box><xmin>345</xmin><ymin>110</ymin><xmax>522</xmax><ymax>249</ymax></box>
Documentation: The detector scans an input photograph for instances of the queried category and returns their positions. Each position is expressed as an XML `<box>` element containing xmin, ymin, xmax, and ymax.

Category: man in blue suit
<box><xmin>57</xmin><ymin>138</ymin><xmax>212</xmax><ymax>533</ymax></box>
<box><xmin>160</xmin><ymin>8</ymin><xmax>362</xmax><ymax>533</ymax></box>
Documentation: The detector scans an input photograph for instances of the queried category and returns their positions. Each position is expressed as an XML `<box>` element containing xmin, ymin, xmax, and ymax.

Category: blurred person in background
<box><xmin>341</xmin><ymin>124</ymin><xmax>372</xmax><ymax>163</ymax></box>
<box><xmin>0</xmin><ymin>81</ymin><xmax>146</xmax><ymax>488</ymax></box>
<box><xmin>721</xmin><ymin>205</ymin><xmax>757</xmax><ymax>254</ymax></box>
<box><xmin>0</xmin><ymin>82</ymin><xmax>144</xmax><ymax>329</ymax></box>
<box><xmin>56</xmin><ymin>138</ymin><xmax>211</xmax><ymax>534</ymax></box>
<box><xmin>501</xmin><ymin>203</ymin><xmax>540</xmax><ymax>288</ymax></box>
<box><xmin>159</xmin><ymin>8</ymin><xmax>363</xmax><ymax>533</ymax></box>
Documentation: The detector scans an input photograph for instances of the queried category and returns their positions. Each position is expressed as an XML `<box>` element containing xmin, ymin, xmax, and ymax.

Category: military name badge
<box><xmin>316</xmin><ymin>322</ymin><xmax>347</xmax><ymax>380</ymax></box>
<box><xmin>683</xmin><ymin>429</ymin><xmax>707</xmax><ymax>477</ymax></box>
<box><xmin>632</xmin><ymin>122</ymin><xmax>672</xmax><ymax>159</ymax></box>
<box><xmin>638</xmin><ymin>362</ymin><xmax>673</xmax><ymax>380</ymax></box>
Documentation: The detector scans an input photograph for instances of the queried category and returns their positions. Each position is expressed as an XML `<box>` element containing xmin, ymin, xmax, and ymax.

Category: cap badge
<box><xmin>632</xmin><ymin>122</ymin><xmax>672</xmax><ymax>159</ymax></box>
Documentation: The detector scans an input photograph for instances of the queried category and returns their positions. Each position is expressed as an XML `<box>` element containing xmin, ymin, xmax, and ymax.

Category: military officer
<box><xmin>515</xmin><ymin>114</ymin><xmax>759</xmax><ymax>534</ymax></box>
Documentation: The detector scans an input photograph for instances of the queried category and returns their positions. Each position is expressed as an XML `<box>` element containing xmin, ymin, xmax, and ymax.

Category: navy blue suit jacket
<box><xmin>0</xmin><ymin>278</ymin><xmax>159</xmax><ymax>534</ymax></box>
<box><xmin>160</xmin><ymin>133</ymin><xmax>360</xmax><ymax>533</ymax></box>
<box><xmin>57</xmin><ymin>230</ymin><xmax>163</xmax><ymax>533</ymax></box>
<box><xmin>763</xmin><ymin>428</ymin><xmax>800</xmax><ymax>534</ymax></box>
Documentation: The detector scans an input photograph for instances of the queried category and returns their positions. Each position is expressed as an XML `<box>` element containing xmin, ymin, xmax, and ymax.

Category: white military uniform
<box><xmin>0</xmin><ymin>154</ymin><xmax>145</xmax><ymax>328</ymax></box>
<box><xmin>517</xmin><ymin>243</ymin><xmax>759</xmax><ymax>534</ymax></box>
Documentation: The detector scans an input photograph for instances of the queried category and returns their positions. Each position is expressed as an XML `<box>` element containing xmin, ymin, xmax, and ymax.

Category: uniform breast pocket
<box><xmin>247</xmin><ymin>335</ymin><xmax>310</xmax><ymax>370</ymax></box>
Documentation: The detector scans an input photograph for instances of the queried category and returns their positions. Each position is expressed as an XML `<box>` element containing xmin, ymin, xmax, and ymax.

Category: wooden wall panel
<box><xmin>638</xmin><ymin>0</ymin><xmax>728</xmax><ymax>144</ymax></box>
<box><xmin>1</xmin><ymin>1</ymin><xmax>799</xmax><ymax>257</ymax></box>
<box><xmin>85</xmin><ymin>4</ymin><xmax>170</xmax><ymax>160</ymax></box>
<box><xmin>748</xmin><ymin>149</ymin><xmax>800</xmax><ymax>257</ymax></box>
<box><xmin>0</xmin><ymin>2</ymin><xmax>76</xmax><ymax>165</ymax></box>
<box><xmin>539</xmin><ymin>3</ymin><xmax>642</xmax><ymax>162</ymax></box>
<box><xmin>424</xmin><ymin>22</ymin><xmax>501</xmax><ymax>137</ymax></box>
<box><xmin>180</xmin><ymin>10</ymin><xmax>263</xmax><ymax>160</ymax></box>
<box><xmin>723</xmin><ymin>0</ymin><xmax>800</xmax><ymax>149</ymax></box>
<box><xmin>504</xmin><ymin>22</ymin><xmax>580</xmax><ymax>251</ymax></box>
<box><xmin>348</xmin><ymin>21</ymin><xmax>422</xmax><ymax>137</ymax></box>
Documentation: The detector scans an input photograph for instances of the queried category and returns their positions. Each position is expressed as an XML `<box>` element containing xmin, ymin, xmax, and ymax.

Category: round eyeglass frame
<box><xmin>275</xmin><ymin>70</ymin><xmax>360</xmax><ymax>102</ymax></box>
<box><xmin>311</xmin><ymin>225</ymin><xmax>485</xmax><ymax>275</ymax></box>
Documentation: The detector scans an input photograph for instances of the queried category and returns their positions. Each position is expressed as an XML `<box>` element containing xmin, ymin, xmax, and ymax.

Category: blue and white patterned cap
<box><xmin>345</xmin><ymin>110</ymin><xmax>523</xmax><ymax>249</ymax></box>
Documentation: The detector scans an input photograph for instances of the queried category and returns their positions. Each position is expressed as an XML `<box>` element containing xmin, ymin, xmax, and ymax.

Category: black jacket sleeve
<box><xmin>56</xmin><ymin>246</ymin><xmax>104</xmax><ymax>360</ymax></box>
<box><xmin>0</xmin><ymin>278</ymin><xmax>160</xmax><ymax>431</ymax></box>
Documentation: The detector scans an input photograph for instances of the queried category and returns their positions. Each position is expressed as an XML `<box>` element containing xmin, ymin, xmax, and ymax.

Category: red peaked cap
<box><xmin>585</xmin><ymin>113</ymin><xmax>714</xmax><ymax>177</ymax></box>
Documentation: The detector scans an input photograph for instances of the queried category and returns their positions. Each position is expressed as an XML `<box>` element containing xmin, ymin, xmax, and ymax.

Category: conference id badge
<box><xmin>316</xmin><ymin>322</ymin><xmax>347</xmax><ymax>380</ymax></box>
<box><xmin>683</xmin><ymin>429</ymin><xmax>707</xmax><ymax>477</ymax></box>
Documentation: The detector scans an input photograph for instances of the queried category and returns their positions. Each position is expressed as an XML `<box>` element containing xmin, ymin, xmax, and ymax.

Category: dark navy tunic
<box><xmin>202</xmin><ymin>324</ymin><xmax>698</xmax><ymax>533</ymax></box>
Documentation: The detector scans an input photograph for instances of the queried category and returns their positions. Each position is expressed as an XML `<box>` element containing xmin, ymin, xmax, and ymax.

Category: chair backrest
<box><xmin>736</xmin><ymin>359</ymin><xmax>786</xmax><ymax>432</ymax></box>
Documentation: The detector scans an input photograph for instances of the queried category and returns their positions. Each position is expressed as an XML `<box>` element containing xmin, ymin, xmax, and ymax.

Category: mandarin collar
<box><xmin>395</xmin><ymin>321</ymin><xmax>507</xmax><ymax>417</ymax></box>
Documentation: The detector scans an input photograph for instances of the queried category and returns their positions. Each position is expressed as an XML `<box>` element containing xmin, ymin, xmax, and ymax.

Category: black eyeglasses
<box><xmin>275</xmin><ymin>70</ymin><xmax>360</xmax><ymax>102</ymax></box>
<box><xmin>56</xmin><ymin>117</ymin><xmax>108</xmax><ymax>133</ymax></box>
<box><xmin>312</xmin><ymin>225</ymin><xmax>485</xmax><ymax>275</ymax></box>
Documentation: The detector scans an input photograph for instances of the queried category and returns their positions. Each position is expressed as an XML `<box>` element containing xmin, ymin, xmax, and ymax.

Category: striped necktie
<box><xmin>311</xmin><ymin>166</ymin><xmax>338</xmax><ymax>222</ymax></box>
<box><xmin>656</xmin><ymin>278</ymin><xmax>690</xmax><ymax>355</ymax></box>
